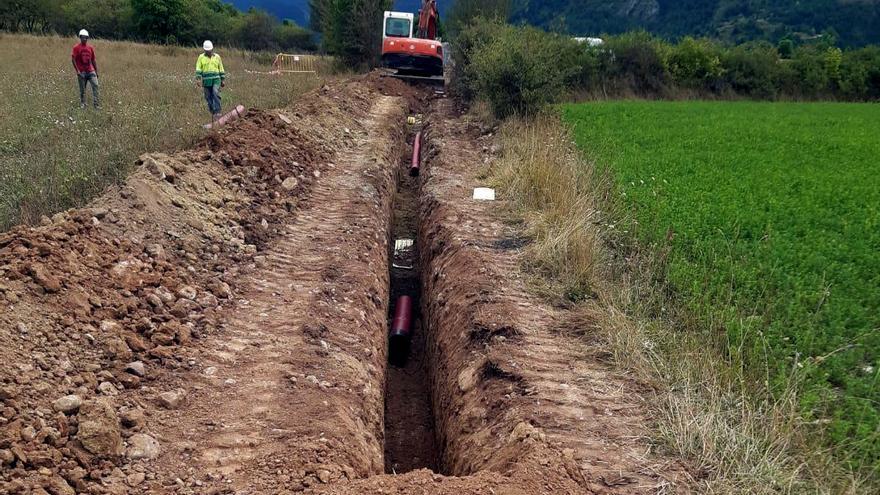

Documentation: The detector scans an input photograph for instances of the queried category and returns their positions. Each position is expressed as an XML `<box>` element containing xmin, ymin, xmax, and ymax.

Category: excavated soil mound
<box><xmin>0</xmin><ymin>75</ymin><xmax>417</xmax><ymax>495</ymax></box>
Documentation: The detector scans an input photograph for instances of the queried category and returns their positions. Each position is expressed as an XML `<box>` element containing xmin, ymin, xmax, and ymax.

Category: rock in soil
<box><xmin>52</xmin><ymin>395</ymin><xmax>82</xmax><ymax>414</ymax></box>
<box><xmin>76</xmin><ymin>399</ymin><xmax>123</xmax><ymax>456</ymax></box>
<box><xmin>126</xmin><ymin>433</ymin><xmax>160</xmax><ymax>460</ymax></box>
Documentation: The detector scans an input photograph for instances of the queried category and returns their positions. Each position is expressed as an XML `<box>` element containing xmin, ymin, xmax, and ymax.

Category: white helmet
<box><xmin>203</xmin><ymin>40</ymin><xmax>214</xmax><ymax>51</ymax></box>
<box><xmin>79</xmin><ymin>29</ymin><xmax>89</xmax><ymax>37</ymax></box>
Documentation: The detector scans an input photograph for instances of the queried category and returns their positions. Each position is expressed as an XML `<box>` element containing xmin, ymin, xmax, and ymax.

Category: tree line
<box><xmin>0</xmin><ymin>0</ymin><xmax>315</xmax><ymax>51</ymax></box>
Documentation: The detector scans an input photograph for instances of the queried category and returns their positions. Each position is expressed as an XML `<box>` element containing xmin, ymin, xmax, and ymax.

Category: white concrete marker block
<box><xmin>473</xmin><ymin>188</ymin><xmax>496</xmax><ymax>201</ymax></box>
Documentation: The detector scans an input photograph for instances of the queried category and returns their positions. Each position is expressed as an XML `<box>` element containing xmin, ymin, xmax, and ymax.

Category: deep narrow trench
<box><xmin>383</xmin><ymin>123</ymin><xmax>440</xmax><ymax>474</ymax></box>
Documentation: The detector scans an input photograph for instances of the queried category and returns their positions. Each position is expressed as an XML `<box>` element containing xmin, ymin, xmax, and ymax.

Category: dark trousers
<box><xmin>78</xmin><ymin>72</ymin><xmax>99</xmax><ymax>108</ymax></box>
<box><xmin>203</xmin><ymin>85</ymin><xmax>222</xmax><ymax>115</ymax></box>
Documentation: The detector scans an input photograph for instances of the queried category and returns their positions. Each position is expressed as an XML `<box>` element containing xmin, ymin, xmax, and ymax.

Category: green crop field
<box><xmin>563</xmin><ymin>101</ymin><xmax>880</xmax><ymax>472</ymax></box>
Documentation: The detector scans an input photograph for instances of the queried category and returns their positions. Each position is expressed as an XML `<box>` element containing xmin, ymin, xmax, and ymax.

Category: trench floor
<box><xmin>383</xmin><ymin>151</ymin><xmax>440</xmax><ymax>474</ymax></box>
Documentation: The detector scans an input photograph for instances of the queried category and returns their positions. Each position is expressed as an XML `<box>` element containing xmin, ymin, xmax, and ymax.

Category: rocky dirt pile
<box><xmin>0</xmin><ymin>76</ymin><xmax>407</xmax><ymax>495</ymax></box>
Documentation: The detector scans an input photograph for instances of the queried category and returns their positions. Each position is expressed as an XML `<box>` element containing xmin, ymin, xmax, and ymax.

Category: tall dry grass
<box><xmin>489</xmin><ymin>110</ymin><xmax>869</xmax><ymax>494</ymax></box>
<box><xmin>491</xmin><ymin>112</ymin><xmax>613</xmax><ymax>302</ymax></box>
<box><xmin>0</xmin><ymin>33</ymin><xmax>326</xmax><ymax>230</ymax></box>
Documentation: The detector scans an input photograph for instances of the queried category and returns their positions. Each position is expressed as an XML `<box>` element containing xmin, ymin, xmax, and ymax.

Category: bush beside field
<box><xmin>452</xmin><ymin>21</ymin><xmax>880</xmax><ymax>118</ymax></box>
<box><xmin>0</xmin><ymin>34</ymin><xmax>324</xmax><ymax>231</ymax></box>
<box><xmin>563</xmin><ymin>101</ymin><xmax>880</xmax><ymax>479</ymax></box>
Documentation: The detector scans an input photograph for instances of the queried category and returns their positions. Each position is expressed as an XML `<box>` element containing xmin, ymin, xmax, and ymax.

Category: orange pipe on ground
<box><xmin>205</xmin><ymin>104</ymin><xmax>246</xmax><ymax>129</ymax></box>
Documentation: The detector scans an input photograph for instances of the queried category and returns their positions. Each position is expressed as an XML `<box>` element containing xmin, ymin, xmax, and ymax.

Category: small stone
<box><xmin>21</xmin><ymin>425</ymin><xmax>37</xmax><ymax>442</ymax></box>
<box><xmin>97</xmin><ymin>381</ymin><xmax>119</xmax><ymax>396</ymax></box>
<box><xmin>281</xmin><ymin>177</ymin><xmax>299</xmax><ymax>191</ymax></box>
<box><xmin>100</xmin><ymin>320</ymin><xmax>120</xmax><ymax>333</ymax></box>
<box><xmin>117</xmin><ymin>373</ymin><xmax>141</xmax><ymax>389</ymax></box>
<box><xmin>127</xmin><ymin>472</ymin><xmax>146</xmax><ymax>487</ymax></box>
<box><xmin>126</xmin><ymin>433</ymin><xmax>160</xmax><ymax>460</ymax></box>
<box><xmin>0</xmin><ymin>386</ymin><xmax>15</xmax><ymax>400</ymax></box>
<box><xmin>145</xmin><ymin>293</ymin><xmax>163</xmax><ymax>308</ymax></box>
<box><xmin>119</xmin><ymin>407</ymin><xmax>146</xmax><ymax>429</ymax></box>
<box><xmin>43</xmin><ymin>474</ymin><xmax>75</xmax><ymax>495</ymax></box>
<box><xmin>209</xmin><ymin>280</ymin><xmax>232</xmax><ymax>299</ymax></box>
<box><xmin>52</xmin><ymin>395</ymin><xmax>82</xmax><ymax>414</ymax></box>
<box><xmin>28</xmin><ymin>263</ymin><xmax>61</xmax><ymax>293</ymax></box>
<box><xmin>157</xmin><ymin>389</ymin><xmax>186</xmax><ymax>409</ymax></box>
<box><xmin>125</xmin><ymin>361</ymin><xmax>146</xmax><ymax>377</ymax></box>
<box><xmin>316</xmin><ymin>469</ymin><xmax>331</xmax><ymax>483</ymax></box>
<box><xmin>176</xmin><ymin>285</ymin><xmax>197</xmax><ymax>301</ymax></box>
<box><xmin>145</xmin><ymin>243</ymin><xmax>165</xmax><ymax>260</ymax></box>
<box><xmin>0</xmin><ymin>448</ymin><xmax>14</xmax><ymax>465</ymax></box>
<box><xmin>125</xmin><ymin>334</ymin><xmax>148</xmax><ymax>352</ymax></box>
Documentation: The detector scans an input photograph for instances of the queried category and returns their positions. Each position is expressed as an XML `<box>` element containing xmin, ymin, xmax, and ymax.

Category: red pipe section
<box><xmin>410</xmin><ymin>131</ymin><xmax>422</xmax><ymax>177</ymax></box>
<box><xmin>391</xmin><ymin>296</ymin><xmax>413</xmax><ymax>339</ymax></box>
<box><xmin>204</xmin><ymin>104</ymin><xmax>246</xmax><ymax>130</ymax></box>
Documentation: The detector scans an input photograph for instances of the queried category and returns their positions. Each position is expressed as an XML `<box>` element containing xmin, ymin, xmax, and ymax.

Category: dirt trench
<box><xmin>0</xmin><ymin>75</ymin><xmax>688</xmax><ymax>495</ymax></box>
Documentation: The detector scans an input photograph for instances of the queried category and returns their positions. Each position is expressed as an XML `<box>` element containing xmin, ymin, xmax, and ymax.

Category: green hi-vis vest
<box><xmin>196</xmin><ymin>53</ymin><xmax>225</xmax><ymax>87</ymax></box>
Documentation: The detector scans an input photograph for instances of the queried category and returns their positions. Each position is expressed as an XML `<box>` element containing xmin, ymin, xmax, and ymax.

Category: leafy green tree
<box><xmin>667</xmin><ymin>37</ymin><xmax>724</xmax><ymax>90</ymax></box>
<box><xmin>130</xmin><ymin>0</ymin><xmax>191</xmax><ymax>43</ymax></box>
<box><xmin>778</xmin><ymin>38</ymin><xmax>794</xmax><ymax>59</ymax></box>
<box><xmin>234</xmin><ymin>9</ymin><xmax>276</xmax><ymax>50</ymax></box>
<box><xmin>310</xmin><ymin>0</ymin><xmax>390</xmax><ymax>66</ymax></box>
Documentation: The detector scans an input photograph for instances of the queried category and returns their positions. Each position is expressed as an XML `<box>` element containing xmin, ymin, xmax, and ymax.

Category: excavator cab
<box><xmin>384</xmin><ymin>12</ymin><xmax>414</xmax><ymax>39</ymax></box>
<box><xmin>380</xmin><ymin>2</ymin><xmax>444</xmax><ymax>85</ymax></box>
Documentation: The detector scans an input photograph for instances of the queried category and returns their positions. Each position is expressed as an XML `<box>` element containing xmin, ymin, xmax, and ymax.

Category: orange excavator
<box><xmin>381</xmin><ymin>0</ymin><xmax>445</xmax><ymax>85</ymax></box>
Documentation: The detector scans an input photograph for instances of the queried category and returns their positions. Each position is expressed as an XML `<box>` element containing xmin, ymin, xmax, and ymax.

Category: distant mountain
<box><xmin>230</xmin><ymin>1</ymin><xmax>450</xmax><ymax>28</ymax></box>
<box><xmin>510</xmin><ymin>0</ymin><xmax>880</xmax><ymax>47</ymax></box>
<box><xmin>230</xmin><ymin>1</ymin><xmax>311</xmax><ymax>26</ymax></box>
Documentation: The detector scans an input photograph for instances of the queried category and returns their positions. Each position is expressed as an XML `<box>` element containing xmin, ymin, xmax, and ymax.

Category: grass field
<box><xmin>563</xmin><ymin>101</ymin><xmax>880</xmax><ymax>475</ymax></box>
<box><xmin>0</xmin><ymin>34</ymin><xmax>325</xmax><ymax>231</ymax></box>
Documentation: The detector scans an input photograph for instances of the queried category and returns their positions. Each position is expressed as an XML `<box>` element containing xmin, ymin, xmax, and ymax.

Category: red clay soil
<box><xmin>0</xmin><ymin>74</ymin><xmax>689</xmax><ymax>495</ymax></box>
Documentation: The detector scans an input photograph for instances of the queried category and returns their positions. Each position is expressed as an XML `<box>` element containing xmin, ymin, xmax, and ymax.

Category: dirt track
<box><xmin>0</xmin><ymin>75</ymin><xmax>688</xmax><ymax>494</ymax></box>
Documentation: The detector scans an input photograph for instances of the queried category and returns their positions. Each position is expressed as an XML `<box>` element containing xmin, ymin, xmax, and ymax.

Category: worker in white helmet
<box><xmin>195</xmin><ymin>40</ymin><xmax>226</xmax><ymax>119</ymax></box>
<box><xmin>71</xmin><ymin>29</ymin><xmax>100</xmax><ymax>109</ymax></box>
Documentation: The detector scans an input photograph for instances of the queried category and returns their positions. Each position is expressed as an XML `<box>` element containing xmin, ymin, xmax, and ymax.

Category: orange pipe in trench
<box><xmin>410</xmin><ymin>131</ymin><xmax>422</xmax><ymax>177</ymax></box>
<box><xmin>389</xmin><ymin>295</ymin><xmax>414</xmax><ymax>365</ymax></box>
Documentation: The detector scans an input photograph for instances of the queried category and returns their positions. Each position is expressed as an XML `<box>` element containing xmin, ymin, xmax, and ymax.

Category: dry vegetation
<box><xmin>0</xmin><ymin>33</ymin><xmax>326</xmax><ymax>230</ymax></box>
<box><xmin>488</xmin><ymin>110</ymin><xmax>868</xmax><ymax>494</ymax></box>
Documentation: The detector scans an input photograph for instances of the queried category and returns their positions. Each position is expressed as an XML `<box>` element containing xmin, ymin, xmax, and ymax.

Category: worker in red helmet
<box><xmin>72</xmin><ymin>29</ymin><xmax>100</xmax><ymax>109</ymax></box>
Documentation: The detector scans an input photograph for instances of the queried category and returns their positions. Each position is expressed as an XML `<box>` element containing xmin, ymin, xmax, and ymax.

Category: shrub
<box><xmin>838</xmin><ymin>46</ymin><xmax>880</xmax><ymax>100</ymax></box>
<box><xmin>666</xmin><ymin>37</ymin><xmax>724</xmax><ymax>90</ymax></box>
<box><xmin>469</xmin><ymin>25</ymin><xmax>581</xmax><ymax>118</ymax></box>
<box><xmin>719</xmin><ymin>42</ymin><xmax>783</xmax><ymax>98</ymax></box>
<box><xmin>789</xmin><ymin>46</ymin><xmax>833</xmax><ymax>98</ymax></box>
<box><xmin>449</xmin><ymin>18</ymin><xmax>505</xmax><ymax>101</ymax></box>
<box><xmin>603</xmin><ymin>31</ymin><xmax>670</xmax><ymax>95</ymax></box>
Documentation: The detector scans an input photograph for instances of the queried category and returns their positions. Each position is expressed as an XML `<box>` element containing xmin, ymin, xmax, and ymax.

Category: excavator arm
<box><xmin>417</xmin><ymin>0</ymin><xmax>439</xmax><ymax>40</ymax></box>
